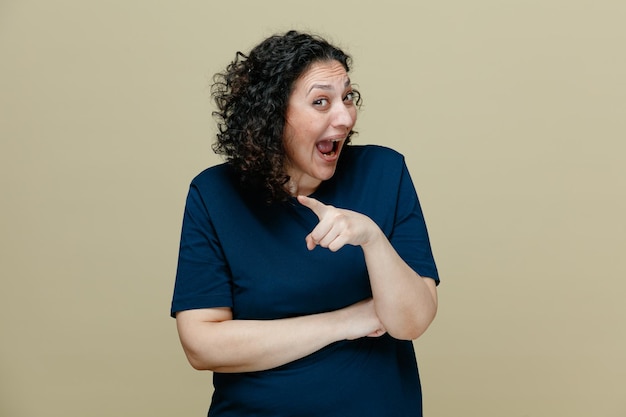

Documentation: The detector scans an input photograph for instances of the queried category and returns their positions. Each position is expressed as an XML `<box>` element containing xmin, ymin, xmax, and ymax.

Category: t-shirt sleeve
<box><xmin>170</xmin><ymin>183</ymin><xmax>233</xmax><ymax>317</ymax></box>
<box><xmin>390</xmin><ymin>159</ymin><xmax>440</xmax><ymax>284</ymax></box>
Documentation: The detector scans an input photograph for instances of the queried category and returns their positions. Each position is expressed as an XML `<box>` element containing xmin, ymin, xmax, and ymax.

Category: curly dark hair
<box><xmin>211</xmin><ymin>30</ymin><xmax>361</xmax><ymax>203</ymax></box>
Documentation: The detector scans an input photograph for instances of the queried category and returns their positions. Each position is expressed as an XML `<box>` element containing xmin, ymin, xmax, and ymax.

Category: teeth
<box><xmin>317</xmin><ymin>138</ymin><xmax>342</xmax><ymax>156</ymax></box>
<box><xmin>327</xmin><ymin>140</ymin><xmax>338</xmax><ymax>156</ymax></box>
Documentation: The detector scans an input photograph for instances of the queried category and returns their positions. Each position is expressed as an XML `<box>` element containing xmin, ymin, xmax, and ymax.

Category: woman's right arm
<box><xmin>175</xmin><ymin>298</ymin><xmax>384</xmax><ymax>373</ymax></box>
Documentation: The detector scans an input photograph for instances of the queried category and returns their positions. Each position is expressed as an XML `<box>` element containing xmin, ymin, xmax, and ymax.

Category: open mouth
<box><xmin>316</xmin><ymin>139</ymin><xmax>340</xmax><ymax>157</ymax></box>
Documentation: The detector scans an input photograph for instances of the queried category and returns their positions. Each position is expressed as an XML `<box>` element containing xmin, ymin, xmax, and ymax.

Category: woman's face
<box><xmin>283</xmin><ymin>60</ymin><xmax>357</xmax><ymax>196</ymax></box>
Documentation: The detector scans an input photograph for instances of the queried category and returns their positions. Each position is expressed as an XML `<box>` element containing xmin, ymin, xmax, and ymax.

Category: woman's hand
<box><xmin>297</xmin><ymin>195</ymin><xmax>382</xmax><ymax>252</ymax></box>
<box><xmin>338</xmin><ymin>298</ymin><xmax>386</xmax><ymax>339</ymax></box>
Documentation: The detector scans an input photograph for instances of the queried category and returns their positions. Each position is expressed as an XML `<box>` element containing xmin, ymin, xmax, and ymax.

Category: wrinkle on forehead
<box><xmin>297</xmin><ymin>61</ymin><xmax>351</xmax><ymax>95</ymax></box>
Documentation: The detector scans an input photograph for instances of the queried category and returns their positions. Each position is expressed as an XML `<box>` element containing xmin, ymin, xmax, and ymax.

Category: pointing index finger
<box><xmin>297</xmin><ymin>195</ymin><xmax>327</xmax><ymax>219</ymax></box>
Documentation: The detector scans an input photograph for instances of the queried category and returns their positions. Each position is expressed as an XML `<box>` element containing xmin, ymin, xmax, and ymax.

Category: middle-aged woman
<box><xmin>171</xmin><ymin>30</ymin><xmax>440</xmax><ymax>416</ymax></box>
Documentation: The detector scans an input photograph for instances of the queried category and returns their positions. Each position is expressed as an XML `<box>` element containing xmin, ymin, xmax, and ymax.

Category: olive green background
<box><xmin>1</xmin><ymin>1</ymin><xmax>624</xmax><ymax>416</ymax></box>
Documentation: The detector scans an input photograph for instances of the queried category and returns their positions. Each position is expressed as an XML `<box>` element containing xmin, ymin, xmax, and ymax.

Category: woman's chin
<box><xmin>315</xmin><ymin>165</ymin><xmax>338</xmax><ymax>182</ymax></box>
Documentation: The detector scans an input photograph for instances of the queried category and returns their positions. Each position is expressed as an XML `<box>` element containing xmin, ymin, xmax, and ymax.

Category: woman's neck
<box><xmin>286</xmin><ymin>175</ymin><xmax>321</xmax><ymax>197</ymax></box>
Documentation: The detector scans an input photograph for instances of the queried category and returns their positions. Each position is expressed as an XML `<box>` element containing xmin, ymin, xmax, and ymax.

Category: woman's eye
<box><xmin>344</xmin><ymin>91</ymin><xmax>355</xmax><ymax>102</ymax></box>
<box><xmin>313</xmin><ymin>98</ymin><xmax>329</xmax><ymax>106</ymax></box>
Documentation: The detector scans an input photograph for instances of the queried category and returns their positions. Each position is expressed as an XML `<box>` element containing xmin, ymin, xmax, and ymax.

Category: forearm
<box><xmin>361</xmin><ymin>230</ymin><xmax>438</xmax><ymax>340</ymax></box>
<box><xmin>176</xmin><ymin>300</ymin><xmax>380</xmax><ymax>373</ymax></box>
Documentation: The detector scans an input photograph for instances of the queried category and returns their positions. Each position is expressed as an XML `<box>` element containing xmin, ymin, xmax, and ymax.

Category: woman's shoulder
<box><xmin>344</xmin><ymin>144</ymin><xmax>404</xmax><ymax>160</ymax></box>
<box><xmin>328</xmin><ymin>144</ymin><xmax>408</xmax><ymax>197</ymax></box>
<box><xmin>340</xmin><ymin>144</ymin><xmax>405</xmax><ymax>174</ymax></box>
<box><xmin>189</xmin><ymin>162</ymin><xmax>235</xmax><ymax>189</ymax></box>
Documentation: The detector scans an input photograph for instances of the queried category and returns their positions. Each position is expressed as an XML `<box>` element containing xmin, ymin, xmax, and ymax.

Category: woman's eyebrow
<box><xmin>308</xmin><ymin>84</ymin><xmax>333</xmax><ymax>94</ymax></box>
<box><xmin>307</xmin><ymin>79</ymin><xmax>352</xmax><ymax>94</ymax></box>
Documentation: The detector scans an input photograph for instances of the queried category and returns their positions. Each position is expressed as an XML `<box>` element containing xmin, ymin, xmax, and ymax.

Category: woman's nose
<box><xmin>331</xmin><ymin>102</ymin><xmax>355</xmax><ymax>130</ymax></box>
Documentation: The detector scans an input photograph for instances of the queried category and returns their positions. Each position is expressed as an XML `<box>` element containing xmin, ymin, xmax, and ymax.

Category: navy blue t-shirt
<box><xmin>171</xmin><ymin>145</ymin><xmax>439</xmax><ymax>416</ymax></box>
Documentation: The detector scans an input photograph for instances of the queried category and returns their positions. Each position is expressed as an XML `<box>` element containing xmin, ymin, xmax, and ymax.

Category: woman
<box><xmin>171</xmin><ymin>30</ymin><xmax>440</xmax><ymax>416</ymax></box>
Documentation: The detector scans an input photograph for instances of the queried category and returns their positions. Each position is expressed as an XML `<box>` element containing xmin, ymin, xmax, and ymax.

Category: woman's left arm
<box><xmin>298</xmin><ymin>195</ymin><xmax>438</xmax><ymax>341</ymax></box>
<box><xmin>360</xmin><ymin>229</ymin><xmax>438</xmax><ymax>340</ymax></box>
